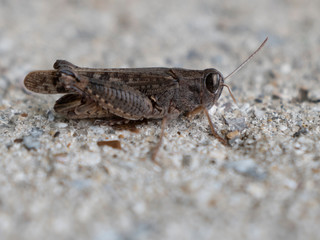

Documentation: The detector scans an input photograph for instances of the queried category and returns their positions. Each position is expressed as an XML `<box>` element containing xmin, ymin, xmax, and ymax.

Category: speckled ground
<box><xmin>1</xmin><ymin>0</ymin><xmax>320</xmax><ymax>239</ymax></box>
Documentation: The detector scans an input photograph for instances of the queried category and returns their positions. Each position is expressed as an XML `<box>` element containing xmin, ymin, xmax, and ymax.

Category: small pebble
<box><xmin>283</xmin><ymin>178</ymin><xmax>297</xmax><ymax>190</ymax></box>
<box><xmin>296</xmin><ymin>88</ymin><xmax>309</xmax><ymax>102</ymax></box>
<box><xmin>53</xmin><ymin>152</ymin><xmax>68</xmax><ymax>163</ymax></box>
<box><xmin>227</xmin><ymin>130</ymin><xmax>240</xmax><ymax>140</ymax></box>
<box><xmin>54</xmin><ymin>122</ymin><xmax>68</xmax><ymax>128</ymax></box>
<box><xmin>246</xmin><ymin>183</ymin><xmax>266</xmax><ymax>199</ymax></box>
<box><xmin>47</xmin><ymin>110</ymin><xmax>55</xmax><ymax>122</ymax></box>
<box><xmin>272</xmin><ymin>94</ymin><xmax>281</xmax><ymax>100</ymax></box>
<box><xmin>30</xmin><ymin>127</ymin><xmax>44</xmax><ymax>137</ymax></box>
<box><xmin>89</xmin><ymin>126</ymin><xmax>105</xmax><ymax>134</ymax></box>
<box><xmin>254</xmin><ymin>108</ymin><xmax>265</xmax><ymax>120</ymax></box>
<box><xmin>225</xmin><ymin>159</ymin><xmax>266</xmax><ymax>180</ymax></box>
<box><xmin>97</xmin><ymin>140</ymin><xmax>122</xmax><ymax>150</ymax></box>
<box><xmin>53</xmin><ymin>131</ymin><xmax>60</xmax><ymax>138</ymax></box>
<box><xmin>14</xmin><ymin>138</ymin><xmax>23</xmax><ymax>143</ymax></box>
<box><xmin>293</xmin><ymin>127</ymin><xmax>308</xmax><ymax>137</ymax></box>
<box><xmin>267</xmin><ymin>70</ymin><xmax>276</xmax><ymax>79</ymax></box>
<box><xmin>225</xmin><ymin>118</ymin><xmax>247</xmax><ymax>131</ymax></box>
<box><xmin>182</xmin><ymin>155</ymin><xmax>192</xmax><ymax>167</ymax></box>
<box><xmin>279</xmin><ymin>125</ymin><xmax>287</xmax><ymax>131</ymax></box>
<box><xmin>23</xmin><ymin>136</ymin><xmax>40</xmax><ymax>150</ymax></box>
<box><xmin>280</xmin><ymin>63</ymin><xmax>292</xmax><ymax>74</ymax></box>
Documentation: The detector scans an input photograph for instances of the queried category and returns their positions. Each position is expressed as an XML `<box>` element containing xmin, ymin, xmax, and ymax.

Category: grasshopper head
<box><xmin>202</xmin><ymin>69</ymin><xmax>225</xmax><ymax>108</ymax></box>
<box><xmin>204</xmin><ymin>69</ymin><xmax>224</xmax><ymax>97</ymax></box>
<box><xmin>202</xmin><ymin>37</ymin><xmax>268</xmax><ymax>109</ymax></box>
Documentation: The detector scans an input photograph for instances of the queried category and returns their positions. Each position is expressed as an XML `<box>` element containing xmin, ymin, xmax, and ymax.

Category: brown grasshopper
<box><xmin>24</xmin><ymin>38</ymin><xmax>267</xmax><ymax>161</ymax></box>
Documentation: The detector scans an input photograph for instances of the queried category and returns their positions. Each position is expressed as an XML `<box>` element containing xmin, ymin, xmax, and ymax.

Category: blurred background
<box><xmin>1</xmin><ymin>0</ymin><xmax>320</xmax><ymax>239</ymax></box>
<box><xmin>1</xmin><ymin>0</ymin><xmax>319</xmax><ymax>103</ymax></box>
<box><xmin>1</xmin><ymin>0</ymin><xmax>319</xmax><ymax>100</ymax></box>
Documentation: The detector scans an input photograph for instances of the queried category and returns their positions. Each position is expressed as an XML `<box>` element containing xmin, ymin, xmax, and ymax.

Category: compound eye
<box><xmin>205</xmin><ymin>73</ymin><xmax>220</xmax><ymax>94</ymax></box>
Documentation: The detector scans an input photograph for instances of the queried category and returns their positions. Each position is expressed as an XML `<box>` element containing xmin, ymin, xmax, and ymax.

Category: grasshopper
<box><xmin>24</xmin><ymin>38</ymin><xmax>267</xmax><ymax>161</ymax></box>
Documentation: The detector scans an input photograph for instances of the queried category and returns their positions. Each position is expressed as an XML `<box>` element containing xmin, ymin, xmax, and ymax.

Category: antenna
<box><xmin>224</xmin><ymin>37</ymin><xmax>268</xmax><ymax>81</ymax></box>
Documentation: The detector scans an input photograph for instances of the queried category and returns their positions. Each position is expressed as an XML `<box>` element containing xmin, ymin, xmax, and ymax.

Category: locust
<box><xmin>24</xmin><ymin>38</ymin><xmax>267</xmax><ymax>161</ymax></box>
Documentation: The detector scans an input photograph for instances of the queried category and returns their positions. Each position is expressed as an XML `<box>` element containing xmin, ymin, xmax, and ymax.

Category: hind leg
<box><xmin>54</xmin><ymin>94</ymin><xmax>113</xmax><ymax>119</ymax></box>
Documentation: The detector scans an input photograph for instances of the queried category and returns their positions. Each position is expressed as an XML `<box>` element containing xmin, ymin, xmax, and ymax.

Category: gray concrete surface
<box><xmin>1</xmin><ymin>0</ymin><xmax>320</xmax><ymax>239</ymax></box>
